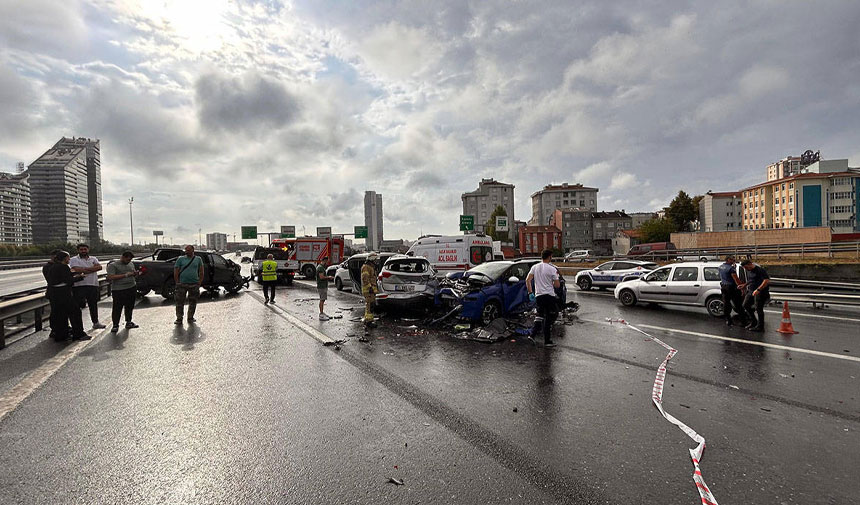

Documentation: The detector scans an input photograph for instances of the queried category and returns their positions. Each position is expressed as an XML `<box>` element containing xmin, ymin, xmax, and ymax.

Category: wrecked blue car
<box><xmin>438</xmin><ymin>259</ymin><xmax>567</xmax><ymax>325</ymax></box>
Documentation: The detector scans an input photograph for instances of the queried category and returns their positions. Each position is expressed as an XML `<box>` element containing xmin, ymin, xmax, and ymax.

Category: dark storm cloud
<box><xmin>195</xmin><ymin>72</ymin><xmax>301</xmax><ymax>134</ymax></box>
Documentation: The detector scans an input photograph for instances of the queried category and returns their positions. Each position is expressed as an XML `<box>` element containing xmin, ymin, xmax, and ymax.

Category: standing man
<box><xmin>174</xmin><ymin>245</ymin><xmax>204</xmax><ymax>325</ymax></box>
<box><xmin>526</xmin><ymin>249</ymin><xmax>561</xmax><ymax>348</ymax></box>
<box><xmin>106</xmin><ymin>251</ymin><xmax>140</xmax><ymax>333</ymax></box>
<box><xmin>44</xmin><ymin>251</ymin><xmax>90</xmax><ymax>341</ymax></box>
<box><xmin>70</xmin><ymin>244</ymin><xmax>105</xmax><ymax>329</ymax></box>
<box><xmin>261</xmin><ymin>253</ymin><xmax>278</xmax><ymax>304</ymax></box>
<box><xmin>317</xmin><ymin>256</ymin><xmax>334</xmax><ymax>320</ymax></box>
<box><xmin>361</xmin><ymin>253</ymin><xmax>379</xmax><ymax>326</ymax></box>
<box><xmin>741</xmin><ymin>259</ymin><xmax>771</xmax><ymax>332</ymax></box>
<box><xmin>718</xmin><ymin>255</ymin><xmax>748</xmax><ymax>327</ymax></box>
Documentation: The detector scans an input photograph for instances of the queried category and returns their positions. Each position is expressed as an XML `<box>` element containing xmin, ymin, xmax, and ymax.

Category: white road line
<box><xmin>605</xmin><ymin>322</ymin><xmax>860</xmax><ymax>363</ymax></box>
<box><xmin>763</xmin><ymin>310</ymin><xmax>860</xmax><ymax>322</ymax></box>
<box><xmin>248</xmin><ymin>290</ymin><xmax>336</xmax><ymax>344</ymax></box>
<box><xmin>0</xmin><ymin>328</ymin><xmax>111</xmax><ymax>422</ymax></box>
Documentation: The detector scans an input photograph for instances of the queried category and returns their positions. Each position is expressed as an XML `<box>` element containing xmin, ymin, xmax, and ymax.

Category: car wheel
<box><xmin>161</xmin><ymin>280</ymin><xmax>176</xmax><ymax>300</ymax></box>
<box><xmin>226</xmin><ymin>278</ymin><xmax>244</xmax><ymax>294</ymax></box>
<box><xmin>706</xmin><ymin>296</ymin><xmax>725</xmax><ymax>317</ymax></box>
<box><xmin>335</xmin><ymin>277</ymin><xmax>343</xmax><ymax>291</ymax></box>
<box><xmin>303</xmin><ymin>264</ymin><xmax>316</xmax><ymax>280</ymax></box>
<box><xmin>577</xmin><ymin>276</ymin><xmax>592</xmax><ymax>291</ymax></box>
<box><xmin>619</xmin><ymin>289</ymin><xmax>637</xmax><ymax>307</ymax></box>
<box><xmin>284</xmin><ymin>276</ymin><xmax>293</xmax><ymax>286</ymax></box>
<box><xmin>480</xmin><ymin>301</ymin><xmax>501</xmax><ymax>325</ymax></box>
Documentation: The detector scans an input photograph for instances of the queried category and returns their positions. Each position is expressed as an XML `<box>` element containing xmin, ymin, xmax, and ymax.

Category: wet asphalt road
<box><xmin>0</xmin><ymin>271</ymin><xmax>858</xmax><ymax>504</ymax></box>
<box><xmin>0</xmin><ymin>267</ymin><xmax>50</xmax><ymax>298</ymax></box>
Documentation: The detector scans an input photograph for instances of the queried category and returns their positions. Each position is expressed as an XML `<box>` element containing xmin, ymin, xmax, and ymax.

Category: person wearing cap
<box><xmin>360</xmin><ymin>253</ymin><xmax>380</xmax><ymax>325</ymax></box>
<box><xmin>106</xmin><ymin>251</ymin><xmax>140</xmax><ymax>333</ymax></box>
<box><xmin>316</xmin><ymin>256</ymin><xmax>334</xmax><ymax>320</ymax></box>
<box><xmin>718</xmin><ymin>255</ymin><xmax>748</xmax><ymax>327</ymax></box>
<box><xmin>740</xmin><ymin>259</ymin><xmax>771</xmax><ymax>332</ymax></box>
<box><xmin>42</xmin><ymin>250</ymin><xmax>90</xmax><ymax>341</ymax></box>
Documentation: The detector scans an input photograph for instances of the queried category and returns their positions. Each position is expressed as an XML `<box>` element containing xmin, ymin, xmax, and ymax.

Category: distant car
<box><xmin>627</xmin><ymin>242</ymin><xmax>677</xmax><ymax>259</ymax></box>
<box><xmin>326</xmin><ymin>261</ymin><xmax>351</xmax><ymax>291</ymax></box>
<box><xmin>346</xmin><ymin>252</ymin><xmax>399</xmax><ymax>292</ymax></box>
<box><xmin>375</xmin><ymin>255</ymin><xmax>438</xmax><ymax>309</ymax></box>
<box><xmin>574</xmin><ymin>260</ymin><xmax>657</xmax><ymax>290</ymax></box>
<box><xmin>678</xmin><ymin>251</ymin><xmax>720</xmax><ymax>262</ymax></box>
<box><xmin>613</xmin><ymin>261</ymin><xmax>730</xmax><ymax>317</ymax></box>
<box><xmin>439</xmin><ymin>259</ymin><xmax>566</xmax><ymax>325</ymax></box>
<box><xmin>564</xmin><ymin>249</ymin><xmax>594</xmax><ymax>262</ymax></box>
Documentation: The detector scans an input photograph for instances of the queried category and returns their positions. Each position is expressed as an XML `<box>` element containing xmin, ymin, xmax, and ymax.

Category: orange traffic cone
<box><xmin>776</xmin><ymin>301</ymin><xmax>798</xmax><ymax>335</ymax></box>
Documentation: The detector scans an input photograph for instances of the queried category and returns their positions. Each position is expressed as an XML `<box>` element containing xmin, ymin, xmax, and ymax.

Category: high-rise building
<box><xmin>0</xmin><ymin>171</ymin><xmax>32</xmax><ymax>245</ymax></box>
<box><xmin>53</xmin><ymin>137</ymin><xmax>102</xmax><ymax>242</ymax></box>
<box><xmin>530</xmin><ymin>183</ymin><xmax>598</xmax><ymax>225</ymax></box>
<box><xmin>28</xmin><ymin>138</ymin><xmax>102</xmax><ymax>244</ymax></box>
<box><xmin>364</xmin><ymin>191</ymin><xmax>383</xmax><ymax>251</ymax></box>
<box><xmin>699</xmin><ymin>191</ymin><xmax>743</xmax><ymax>232</ymax></box>
<box><xmin>206</xmin><ymin>232</ymin><xmax>228</xmax><ymax>251</ymax></box>
<box><xmin>461</xmin><ymin>179</ymin><xmax>515</xmax><ymax>233</ymax></box>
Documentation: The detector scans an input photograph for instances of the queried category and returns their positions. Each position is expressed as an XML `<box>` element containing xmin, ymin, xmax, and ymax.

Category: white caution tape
<box><xmin>607</xmin><ymin>318</ymin><xmax>719</xmax><ymax>505</ymax></box>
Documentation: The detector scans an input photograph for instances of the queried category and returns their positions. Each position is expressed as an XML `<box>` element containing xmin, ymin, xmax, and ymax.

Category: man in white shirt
<box><xmin>526</xmin><ymin>249</ymin><xmax>561</xmax><ymax>348</ymax></box>
<box><xmin>70</xmin><ymin>244</ymin><xmax>105</xmax><ymax>329</ymax></box>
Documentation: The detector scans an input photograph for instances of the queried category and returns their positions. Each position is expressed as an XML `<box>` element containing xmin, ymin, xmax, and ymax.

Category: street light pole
<box><xmin>129</xmin><ymin>197</ymin><xmax>134</xmax><ymax>246</ymax></box>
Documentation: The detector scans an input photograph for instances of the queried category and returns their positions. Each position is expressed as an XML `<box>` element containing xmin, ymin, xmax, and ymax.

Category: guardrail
<box><xmin>770</xmin><ymin>291</ymin><xmax>860</xmax><ymax>307</ymax></box>
<box><xmin>0</xmin><ymin>253</ymin><xmax>153</xmax><ymax>271</ymax></box>
<box><xmin>0</xmin><ymin>276</ymin><xmax>109</xmax><ymax>349</ymax></box>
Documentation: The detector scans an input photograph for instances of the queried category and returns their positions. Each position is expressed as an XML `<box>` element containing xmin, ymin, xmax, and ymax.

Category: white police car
<box><xmin>574</xmin><ymin>260</ymin><xmax>658</xmax><ymax>290</ymax></box>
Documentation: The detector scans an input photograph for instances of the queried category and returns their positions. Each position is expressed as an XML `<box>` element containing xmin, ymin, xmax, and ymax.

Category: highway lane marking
<box><xmin>247</xmin><ymin>290</ymin><xmax>336</xmax><ymax>344</ymax></box>
<box><xmin>611</xmin><ymin>322</ymin><xmax>860</xmax><ymax>363</ymax></box>
<box><xmin>0</xmin><ymin>328</ymin><xmax>111</xmax><ymax>423</ymax></box>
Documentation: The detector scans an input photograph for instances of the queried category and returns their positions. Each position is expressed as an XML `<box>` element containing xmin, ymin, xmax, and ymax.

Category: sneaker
<box><xmin>174</xmin><ymin>319</ymin><xmax>182</xmax><ymax>325</ymax></box>
<box><xmin>110</xmin><ymin>326</ymin><xmax>119</xmax><ymax>333</ymax></box>
<box><xmin>264</xmin><ymin>299</ymin><xmax>269</xmax><ymax>304</ymax></box>
<box><xmin>74</xmin><ymin>334</ymin><xmax>92</xmax><ymax>341</ymax></box>
<box><xmin>319</xmin><ymin>313</ymin><xmax>330</xmax><ymax>321</ymax></box>
<box><xmin>187</xmin><ymin>317</ymin><xmax>196</xmax><ymax>323</ymax></box>
<box><xmin>92</xmin><ymin>322</ymin><xmax>106</xmax><ymax>329</ymax></box>
<box><xmin>270</xmin><ymin>300</ymin><xmax>276</xmax><ymax>304</ymax></box>
<box><xmin>544</xmin><ymin>341</ymin><xmax>557</xmax><ymax>348</ymax></box>
<box><xmin>125</xmin><ymin>322</ymin><xmax>139</xmax><ymax>329</ymax></box>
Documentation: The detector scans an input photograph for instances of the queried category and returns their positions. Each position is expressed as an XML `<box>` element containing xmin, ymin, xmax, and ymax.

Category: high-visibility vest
<box><xmin>261</xmin><ymin>260</ymin><xmax>278</xmax><ymax>281</ymax></box>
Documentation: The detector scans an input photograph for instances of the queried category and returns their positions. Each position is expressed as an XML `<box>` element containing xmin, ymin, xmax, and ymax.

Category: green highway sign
<box><xmin>495</xmin><ymin>215</ymin><xmax>509</xmax><ymax>232</ymax></box>
<box><xmin>280</xmin><ymin>225</ymin><xmax>295</xmax><ymax>238</ymax></box>
<box><xmin>459</xmin><ymin>215</ymin><xmax>474</xmax><ymax>231</ymax></box>
<box><xmin>241</xmin><ymin>226</ymin><xmax>258</xmax><ymax>240</ymax></box>
<box><xmin>354</xmin><ymin>226</ymin><xmax>368</xmax><ymax>239</ymax></box>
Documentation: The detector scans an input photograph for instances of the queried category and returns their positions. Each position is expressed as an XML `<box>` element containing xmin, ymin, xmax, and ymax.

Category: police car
<box><xmin>574</xmin><ymin>260</ymin><xmax>658</xmax><ymax>290</ymax></box>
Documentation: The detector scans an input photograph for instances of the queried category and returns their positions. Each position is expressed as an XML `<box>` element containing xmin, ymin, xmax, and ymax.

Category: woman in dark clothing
<box><xmin>43</xmin><ymin>251</ymin><xmax>90</xmax><ymax>341</ymax></box>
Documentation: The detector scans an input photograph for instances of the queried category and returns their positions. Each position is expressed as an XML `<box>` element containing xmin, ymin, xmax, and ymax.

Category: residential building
<box><xmin>0</xmin><ymin>171</ymin><xmax>32</xmax><ymax>245</ymax></box>
<box><xmin>550</xmin><ymin>208</ymin><xmax>593</xmax><ymax>251</ymax></box>
<box><xmin>766</xmin><ymin>156</ymin><xmax>804</xmax><ymax>182</ymax></box>
<box><xmin>511</xmin><ymin>220</ymin><xmax>527</xmax><ymax>249</ymax></box>
<box><xmin>28</xmin><ymin>139</ymin><xmax>98</xmax><ymax>244</ymax></box>
<box><xmin>742</xmin><ymin>159</ymin><xmax>860</xmax><ymax>233</ymax></box>
<box><xmin>699</xmin><ymin>191</ymin><xmax>743</xmax><ymax>232</ymax></box>
<box><xmin>206</xmin><ymin>232</ymin><xmax>228</xmax><ymax>251</ymax></box>
<box><xmin>364</xmin><ymin>191</ymin><xmax>384</xmax><ymax>250</ymax></box>
<box><xmin>380</xmin><ymin>239</ymin><xmax>408</xmax><ymax>253</ymax></box>
<box><xmin>613</xmin><ymin>229</ymin><xmax>641</xmax><ymax>256</ymax></box>
<box><xmin>518</xmin><ymin>225</ymin><xmax>561</xmax><ymax>255</ymax></box>
<box><xmin>629</xmin><ymin>212</ymin><xmax>658</xmax><ymax>228</ymax></box>
<box><xmin>529</xmin><ymin>183</ymin><xmax>598</xmax><ymax>225</ymax></box>
<box><xmin>592</xmin><ymin>211</ymin><xmax>632</xmax><ymax>255</ymax></box>
<box><xmin>461</xmin><ymin>178</ymin><xmax>515</xmax><ymax>233</ymax></box>
<box><xmin>53</xmin><ymin>137</ymin><xmax>102</xmax><ymax>242</ymax></box>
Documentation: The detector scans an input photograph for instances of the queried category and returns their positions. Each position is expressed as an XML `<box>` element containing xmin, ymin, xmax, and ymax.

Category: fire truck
<box><xmin>271</xmin><ymin>236</ymin><xmax>345</xmax><ymax>279</ymax></box>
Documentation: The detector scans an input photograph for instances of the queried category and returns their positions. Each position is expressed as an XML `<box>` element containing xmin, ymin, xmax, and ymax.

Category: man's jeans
<box><xmin>175</xmin><ymin>283</ymin><xmax>200</xmax><ymax>320</ymax></box>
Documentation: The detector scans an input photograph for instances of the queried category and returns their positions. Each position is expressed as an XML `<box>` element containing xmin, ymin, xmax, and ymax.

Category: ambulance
<box><xmin>406</xmin><ymin>234</ymin><xmax>495</xmax><ymax>274</ymax></box>
<box><xmin>271</xmin><ymin>236</ymin><xmax>345</xmax><ymax>279</ymax></box>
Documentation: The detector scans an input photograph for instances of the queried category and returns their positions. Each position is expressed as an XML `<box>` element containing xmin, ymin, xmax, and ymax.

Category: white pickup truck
<box><xmin>252</xmin><ymin>246</ymin><xmax>299</xmax><ymax>285</ymax></box>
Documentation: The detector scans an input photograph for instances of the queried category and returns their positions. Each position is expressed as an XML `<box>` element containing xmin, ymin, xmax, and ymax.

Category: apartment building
<box><xmin>0</xmin><ymin>171</ymin><xmax>32</xmax><ymax>245</ymax></box>
<box><xmin>530</xmin><ymin>183</ymin><xmax>598</xmax><ymax>225</ymax></box>
<box><xmin>699</xmin><ymin>191</ymin><xmax>743</xmax><ymax>232</ymax></box>
<box><xmin>461</xmin><ymin>179</ymin><xmax>515</xmax><ymax>233</ymax></box>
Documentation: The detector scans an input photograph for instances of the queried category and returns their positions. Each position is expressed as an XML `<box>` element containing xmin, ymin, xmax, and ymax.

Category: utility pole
<box><xmin>128</xmin><ymin>197</ymin><xmax>134</xmax><ymax>246</ymax></box>
<box><xmin>199</xmin><ymin>228</ymin><xmax>202</xmax><ymax>247</ymax></box>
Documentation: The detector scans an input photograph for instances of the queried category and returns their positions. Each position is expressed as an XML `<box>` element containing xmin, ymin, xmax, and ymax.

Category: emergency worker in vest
<box><xmin>261</xmin><ymin>254</ymin><xmax>278</xmax><ymax>304</ymax></box>
<box><xmin>361</xmin><ymin>253</ymin><xmax>380</xmax><ymax>325</ymax></box>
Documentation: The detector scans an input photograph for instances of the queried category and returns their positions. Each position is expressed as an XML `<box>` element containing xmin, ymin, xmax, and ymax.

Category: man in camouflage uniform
<box><xmin>361</xmin><ymin>253</ymin><xmax>380</xmax><ymax>325</ymax></box>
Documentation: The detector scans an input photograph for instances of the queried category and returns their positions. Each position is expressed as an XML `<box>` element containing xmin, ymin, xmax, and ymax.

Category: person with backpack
<box><xmin>174</xmin><ymin>245</ymin><xmax>204</xmax><ymax>325</ymax></box>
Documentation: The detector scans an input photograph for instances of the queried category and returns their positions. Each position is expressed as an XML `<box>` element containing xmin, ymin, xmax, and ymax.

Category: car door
<box><xmin>501</xmin><ymin>262</ymin><xmax>533</xmax><ymax>312</ymax></box>
<box><xmin>609</xmin><ymin>261</ymin><xmax>639</xmax><ymax>284</ymax></box>
<box><xmin>591</xmin><ymin>262</ymin><xmax>615</xmax><ymax>286</ymax></box>
<box><xmin>211</xmin><ymin>254</ymin><xmax>234</xmax><ymax>285</ymax></box>
<box><xmin>666</xmin><ymin>266</ymin><xmax>701</xmax><ymax>304</ymax></box>
<box><xmin>638</xmin><ymin>266</ymin><xmax>672</xmax><ymax>302</ymax></box>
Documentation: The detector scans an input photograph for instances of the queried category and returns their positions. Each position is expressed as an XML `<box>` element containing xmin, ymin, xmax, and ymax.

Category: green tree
<box><xmin>665</xmin><ymin>191</ymin><xmax>697</xmax><ymax>232</ymax></box>
<box><xmin>484</xmin><ymin>205</ymin><xmax>509</xmax><ymax>241</ymax></box>
<box><xmin>639</xmin><ymin>218</ymin><xmax>677</xmax><ymax>243</ymax></box>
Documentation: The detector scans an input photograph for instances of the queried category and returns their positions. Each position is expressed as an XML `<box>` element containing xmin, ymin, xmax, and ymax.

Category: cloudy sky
<box><xmin>1</xmin><ymin>1</ymin><xmax>859</xmax><ymax>245</ymax></box>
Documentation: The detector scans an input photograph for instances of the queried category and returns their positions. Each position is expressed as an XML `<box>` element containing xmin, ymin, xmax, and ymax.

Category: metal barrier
<box><xmin>0</xmin><ymin>276</ymin><xmax>109</xmax><ymax>349</ymax></box>
<box><xmin>770</xmin><ymin>291</ymin><xmax>860</xmax><ymax>307</ymax></box>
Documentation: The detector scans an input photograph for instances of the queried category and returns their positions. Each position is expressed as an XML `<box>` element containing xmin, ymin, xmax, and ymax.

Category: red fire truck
<box><xmin>271</xmin><ymin>236</ymin><xmax>345</xmax><ymax>279</ymax></box>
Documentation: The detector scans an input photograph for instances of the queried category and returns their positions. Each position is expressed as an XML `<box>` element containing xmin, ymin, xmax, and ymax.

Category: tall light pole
<box><xmin>129</xmin><ymin>197</ymin><xmax>134</xmax><ymax>246</ymax></box>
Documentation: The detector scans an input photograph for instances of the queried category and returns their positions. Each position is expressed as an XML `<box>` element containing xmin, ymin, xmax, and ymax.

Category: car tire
<box><xmin>577</xmin><ymin>276</ymin><xmax>592</xmax><ymax>291</ymax></box>
<box><xmin>480</xmin><ymin>300</ymin><xmax>501</xmax><ymax>326</ymax></box>
<box><xmin>335</xmin><ymin>277</ymin><xmax>343</xmax><ymax>291</ymax></box>
<box><xmin>619</xmin><ymin>289</ymin><xmax>637</xmax><ymax>307</ymax></box>
<box><xmin>303</xmin><ymin>264</ymin><xmax>316</xmax><ymax>280</ymax></box>
<box><xmin>284</xmin><ymin>276</ymin><xmax>293</xmax><ymax>286</ymax></box>
<box><xmin>226</xmin><ymin>278</ymin><xmax>243</xmax><ymax>294</ymax></box>
<box><xmin>161</xmin><ymin>280</ymin><xmax>176</xmax><ymax>300</ymax></box>
<box><xmin>706</xmin><ymin>295</ymin><xmax>725</xmax><ymax>318</ymax></box>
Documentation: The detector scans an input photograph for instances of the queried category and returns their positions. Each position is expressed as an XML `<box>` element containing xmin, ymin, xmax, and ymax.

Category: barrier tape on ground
<box><xmin>607</xmin><ymin>318</ymin><xmax>719</xmax><ymax>505</ymax></box>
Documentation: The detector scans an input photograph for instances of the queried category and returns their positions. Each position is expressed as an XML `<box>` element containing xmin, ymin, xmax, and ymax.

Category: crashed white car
<box><xmin>375</xmin><ymin>255</ymin><xmax>438</xmax><ymax>308</ymax></box>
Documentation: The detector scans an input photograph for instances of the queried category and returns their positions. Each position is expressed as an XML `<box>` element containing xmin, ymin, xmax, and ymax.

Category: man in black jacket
<box><xmin>43</xmin><ymin>251</ymin><xmax>91</xmax><ymax>341</ymax></box>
